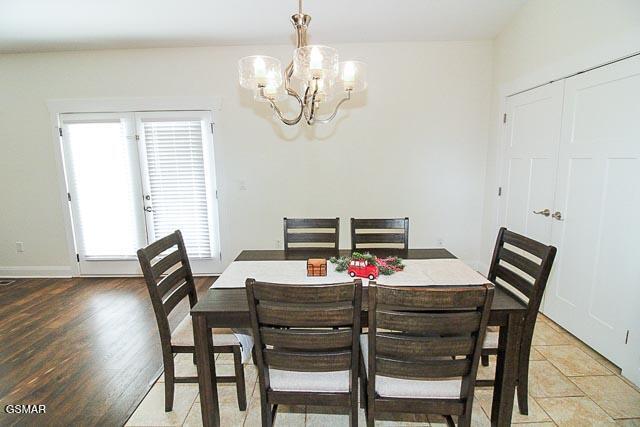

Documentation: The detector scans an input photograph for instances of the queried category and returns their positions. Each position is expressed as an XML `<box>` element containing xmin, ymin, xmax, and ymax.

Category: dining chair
<box><xmin>137</xmin><ymin>230</ymin><xmax>246</xmax><ymax>412</ymax></box>
<box><xmin>246</xmin><ymin>278</ymin><xmax>362</xmax><ymax>427</ymax></box>
<box><xmin>283</xmin><ymin>217</ymin><xmax>340</xmax><ymax>253</ymax></box>
<box><xmin>350</xmin><ymin>218</ymin><xmax>409</xmax><ymax>251</ymax></box>
<box><xmin>361</xmin><ymin>283</ymin><xmax>494</xmax><ymax>427</ymax></box>
<box><xmin>477</xmin><ymin>227</ymin><xmax>557</xmax><ymax>415</ymax></box>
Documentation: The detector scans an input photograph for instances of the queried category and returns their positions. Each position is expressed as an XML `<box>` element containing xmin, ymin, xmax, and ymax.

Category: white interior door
<box><xmin>61</xmin><ymin>113</ymin><xmax>147</xmax><ymax>275</ymax></box>
<box><xmin>544</xmin><ymin>55</ymin><xmax>640</xmax><ymax>383</ymax></box>
<box><xmin>499</xmin><ymin>80</ymin><xmax>565</xmax><ymax>245</ymax></box>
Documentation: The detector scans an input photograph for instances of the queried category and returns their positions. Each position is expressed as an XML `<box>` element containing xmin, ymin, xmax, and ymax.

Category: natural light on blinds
<box><xmin>66</xmin><ymin>120</ymin><xmax>144</xmax><ymax>258</ymax></box>
<box><xmin>143</xmin><ymin>120</ymin><xmax>212</xmax><ymax>258</ymax></box>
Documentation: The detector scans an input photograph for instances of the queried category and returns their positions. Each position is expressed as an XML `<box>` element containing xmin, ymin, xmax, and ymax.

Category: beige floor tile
<box><xmin>571</xmin><ymin>376</ymin><xmax>640</xmax><ymax>418</ymax></box>
<box><xmin>532</xmin><ymin>322</ymin><xmax>571</xmax><ymax>346</ymax></box>
<box><xmin>475</xmin><ymin>388</ymin><xmax>551</xmax><ymax>424</ymax></box>
<box><xmin>512</xmin><ymin>423</ymin><xmax>556</xmax><ymax>426</ymax></box>
<box><xmin>477</xmin><ymin>356</ymin><xmax>496</xmax><ymax>380</ymax></box>
<box><xmin>184</xmin><ymin>395</ymin><xmax>249</xmax><ymax>427</ymax></box>
<box><xmin>530</xmin><ymin>347</ymin><xmax>546</xmax><ymax>361</ymax></box>
<box><xmin>616</xmin><ymin>419</ymin><xmax>640</xmax><ymax>426</ymax></box>
<box><xmin>158</xmin><ymin>353</ymin><xmax>198</xmax><ymax>383</ymax></box>
<box><xmin>428</xmin><ymin>398</ymin><xmax>489</xmax><ymax>426</ymax></box>
<box><xmin>243</xmin><ymin>398</ymin><xmax>305</xmax><ymax>426</ymax></box>
<box><xmin>125</xmin><ymin>383</ymin><xmax>198</xmax><ymax>426</ymax></box>
<box><xmin>537</xmin><ymin>396</ymin><xmax>616</xmax><ymax>426</ymax></box>
<box><xmin>537</xmin><ymin>345</ymin><xmax>612</xmax><ymax>377</ymax></box>
<box><xmin>306</xmin><ymin>406</ymin><xmax>360</xmax><ymax>426</ymax></box>
<box><xmin>528</xmin><ymin>361</ymin><xmax>584</xmax><ymax>398</ymax></box>
<box><xmin>217</xmin><ymin>353</ymin><xmax>235</xmax><ymax>364</ymax></box>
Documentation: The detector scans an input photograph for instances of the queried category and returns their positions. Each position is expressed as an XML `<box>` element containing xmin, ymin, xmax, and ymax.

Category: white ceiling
<box><xmin>0</xmin><ymin>0</ymin><xmax>526</xmax><ymax>53</ymax></box>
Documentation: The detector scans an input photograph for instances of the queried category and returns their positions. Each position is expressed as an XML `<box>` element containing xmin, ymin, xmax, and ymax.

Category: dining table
<box><xmin>191</xmin><ymin>248</ymin><xmax>526</xmax><ymax>427</ymax></box>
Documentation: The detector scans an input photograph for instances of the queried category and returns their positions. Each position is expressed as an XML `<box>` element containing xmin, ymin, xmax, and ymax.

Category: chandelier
<box><xmin>238</xmin><ymin>0</ymin><xmax>367</xmax><ymax>126</ymax></box>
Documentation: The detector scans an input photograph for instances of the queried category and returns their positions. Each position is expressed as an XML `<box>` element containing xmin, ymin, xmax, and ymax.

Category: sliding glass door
<box><xmin>60</xmin><ymin>111</ymin><xmax>219</xmax><ymax>275</ymax></box>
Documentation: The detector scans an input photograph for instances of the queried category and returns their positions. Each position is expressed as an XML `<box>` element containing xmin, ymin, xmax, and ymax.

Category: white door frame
<box><xmin>47</xmin><ymin>97</ymin><xmax>221</xmax><ymax>277</ymax></box>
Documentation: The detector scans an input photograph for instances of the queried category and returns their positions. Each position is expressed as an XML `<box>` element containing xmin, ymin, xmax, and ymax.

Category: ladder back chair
<box><xmin>283</xmin><ymin>217</ymin><xmax>340</xmax><ymax>253</ymax></box>
<box><xmin>246</xmin><ymin>279</ymin><xmax>362</xmax><ymax>427</ymax></box>
<box><xmin>478</xmin><ymin>227</ymin><xmax>557</xmax><ymax>415</ymax></box>
<box><xmin>361</xmin><ymin>283</ymin><xmax>494</xmax><ymax>427</ymax></box>
<box><xmin>137</xmin><ymin>230</ymin><xmax>246</xmax><ymax>412</ymax></box>
<box><xmin>350</xmin><ymin>218</ymin><xmax>409</xmax><ymax>252</ymax></box>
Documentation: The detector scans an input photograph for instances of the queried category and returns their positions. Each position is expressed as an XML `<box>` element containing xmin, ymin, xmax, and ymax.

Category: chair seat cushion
<box><xmin>268</xmin><ymin>368</ymin><xmax>350</xmax><ymax>393</ymax></box>
<box><xmin>361</xmin><ymin>336</ymin><xmax>462</xmax><ymax>399</ymax></box>
<box><xmin>171</xmin><ymin>316</ymin><xmax>239</xmax><ymax>347</ymax></box>
<box><xmin>483</xmin><ymin>329</ymin><xmax>499</xmax><ymax>349</ymax></box>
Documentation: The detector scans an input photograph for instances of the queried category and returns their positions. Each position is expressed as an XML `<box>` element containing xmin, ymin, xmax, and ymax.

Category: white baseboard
<box><xmin>0</xmin><ymin>266</ymin><xmax>73</xmax><ymax>278</ymax></box>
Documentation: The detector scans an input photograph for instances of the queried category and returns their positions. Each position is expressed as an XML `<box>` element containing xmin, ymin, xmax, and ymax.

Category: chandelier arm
<box><xmin>311</xmin><ymin>90</ymin><xmax>352</xmax><ymax>124</ymax></box>
<box><xmin>258</xmin><ymin>87</ymin><xmax>304</xmax><ymax>126</ymax></box>
<box><xmin>305</xmin><ymin>82</ymin><xmax>321</xmax><ymax>125</ymax></box>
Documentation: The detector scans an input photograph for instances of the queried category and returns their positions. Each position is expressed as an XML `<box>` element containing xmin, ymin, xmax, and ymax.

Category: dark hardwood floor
<box><xmin>0</xmin><ymin>276</ymin><xmax>214</xmax><ymax>427</ymax></box>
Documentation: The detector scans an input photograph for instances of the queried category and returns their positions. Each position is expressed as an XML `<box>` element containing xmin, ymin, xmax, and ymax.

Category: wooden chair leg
<box><xmin>366</xmin><ymin>386</ymin><xmax>374</xmax><ymax>427</ymax></box>
<box><xmin>252</xmin><ymin>347</ymin><xmax>258</xmax><ymax>365</ymax></box>
<box><xmin>359</xmin><ymin>357</ymin><xmax>367</xmax><ymax>410</ymax></box>
<box><xmin>517</xmin><ymin>356</ymin><xmax>530</xmax><ymax>415</ymax></box>
<box><xmin>163</xmin><ymin>354</ymin><xmax>175</xmax><ymax>412</ymax></box>
<box><xmin>350</xmin><ymin>395</ymin><xmax>359</xmax><ymax>427</ymax></box>
<box><xmin>445</xmin><ymin>414</ymin><xmax>457</xmax><ymax>427</ymax></box>
<box><xmin>233</xmin><ymin>346</ymin><xmax>247</xmax><ymax>411</ymax></box>
<box><xmin>481</xmin><ymin>354</ymin><xmax>489</xmax><ymax>367</ymax></box>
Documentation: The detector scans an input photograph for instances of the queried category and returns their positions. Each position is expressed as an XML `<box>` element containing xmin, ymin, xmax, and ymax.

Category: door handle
<box><xmin>551</xmin><ymin>211</ymin><xmax>563</xmax><ymax>221</ymax></box>
<box><xmin>144</xmin><ymin>206</ymin><xmax>153</xmax><ymax>213</ymax></box>
<box><xmin>533</xmin><ymin>209</ymin><xmax>550</xmax><ymax>217</ymax></box>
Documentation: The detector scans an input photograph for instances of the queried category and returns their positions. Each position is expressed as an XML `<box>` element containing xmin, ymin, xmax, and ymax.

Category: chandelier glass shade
<box><xmin>238</xmin><ymin>1</ymin><xmax>367</xmax><ymax>126</ymax></box>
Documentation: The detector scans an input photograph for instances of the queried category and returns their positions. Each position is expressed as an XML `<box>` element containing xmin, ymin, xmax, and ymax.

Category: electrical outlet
<box><xmin>16</xmin><ymin>241</ymin><xmax>24</xmax><ymax>253</ymax></box>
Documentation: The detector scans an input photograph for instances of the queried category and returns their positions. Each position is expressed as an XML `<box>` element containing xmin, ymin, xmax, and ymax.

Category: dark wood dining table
<box><xmin>191</xmin><ymin>249</ymin><xmax>526</xmax><ymax>427</ymax></box>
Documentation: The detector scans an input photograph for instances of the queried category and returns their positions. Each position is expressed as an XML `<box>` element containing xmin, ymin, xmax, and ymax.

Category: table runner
<box><xmin>213</xmin><ymin>258</ymin><xmax>489</xmax><ymax>362</ymax></box>
<box><xmin>211</xmin><ymin>258</ymin><xmax>489</xmax><ymax>289</ymax></box>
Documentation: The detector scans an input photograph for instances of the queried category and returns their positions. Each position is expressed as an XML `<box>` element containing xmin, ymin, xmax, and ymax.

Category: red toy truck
<box><xmin>348</xmin><ymin>259</ymin><xmax>379</xmax><ymax>280</ymax></box>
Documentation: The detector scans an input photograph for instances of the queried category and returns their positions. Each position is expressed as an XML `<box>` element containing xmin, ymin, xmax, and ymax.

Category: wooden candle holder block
<box><xmin>307</xmin><ymin>258</ymin><xmax>327</xmax><ymax>276</ymax></box>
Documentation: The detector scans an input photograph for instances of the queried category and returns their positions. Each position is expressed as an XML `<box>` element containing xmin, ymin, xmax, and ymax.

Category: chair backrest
<box><xmin>487</xmin><ymin>227</ymin><xmax>557</xmax><ymax>345</ymax></box>
<box><xmin>246</xmin><ymin>279</ymin><xmax>362</xmax><ymax>394</ymax></box>
<box><xmin>137</xmin><ymin>230</ymin><xmax>197</xmax><ymax>344</ymax></box>
<box><xmin>368</xmin><ymin>283</ymin><xmax>494</xmax><ymax>412</ymax></box>
<box><xmin>350</xmin><ymin>217</ymin><xmax>409</xmax><ymax>251</ymax></box>
<box><xmin>283</xmin><ymin>217</ymin><xmax>340</xmax><ymax>252</ymax></box>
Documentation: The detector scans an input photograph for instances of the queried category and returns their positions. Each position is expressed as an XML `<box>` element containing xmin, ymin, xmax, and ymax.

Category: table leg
<box><xmin>491</xmin><ymin>312</ymin><xmax>523</xmax><ymax>426</ymax></box>
<box><xmin>192</xmin><ymin>313</ymin><xmax>220</xmax><ymax>427</ymax></box>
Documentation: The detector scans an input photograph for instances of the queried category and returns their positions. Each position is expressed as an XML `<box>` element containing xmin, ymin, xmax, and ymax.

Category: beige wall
<box><xmin>479</xmin><ymin>0</ymin><xmax>640</xmax><ymax>268</ymax></box>
<box><xmin>0</xmin><ymin>41</ymin><xmax>493</xmax><ymax>275</ymax></box>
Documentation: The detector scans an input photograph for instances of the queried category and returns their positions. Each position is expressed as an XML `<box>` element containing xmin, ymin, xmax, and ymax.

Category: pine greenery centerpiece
<box><xmin>329</xmin><ymin>252</ymin><xmax>405</xmax><ymax>275</ymax></box>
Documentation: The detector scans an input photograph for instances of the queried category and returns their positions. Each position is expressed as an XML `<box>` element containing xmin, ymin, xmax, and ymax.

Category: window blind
<box><xmin>142</xmin><ymin>119</ymin><xmax>212</xmax><ymax>258</ymax></box>
<box><xmin>65</xmin><ymin>119</ymin><xmax>145</xmax><ymax>258</ymax></box>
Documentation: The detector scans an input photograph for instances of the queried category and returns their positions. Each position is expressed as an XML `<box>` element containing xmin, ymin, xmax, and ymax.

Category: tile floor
<box><xmin>126</xmin><ymin>315</ymin><xmax>640</xmax><ymax>426</ymax></box>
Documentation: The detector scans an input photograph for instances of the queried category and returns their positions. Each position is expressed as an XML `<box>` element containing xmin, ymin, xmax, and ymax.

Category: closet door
<box><xmin>499</xmin><ymin>80</ymin><xmax>564</xmax><ymax>245</ymax></box>
<box><xmin>545</xmin><ymin>55</ymin><xmax>640</xmax><ymax>381</ymax></box>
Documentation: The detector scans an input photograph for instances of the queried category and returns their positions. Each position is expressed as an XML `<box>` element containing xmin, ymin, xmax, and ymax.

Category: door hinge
<box><xmin>498</xmin><ymin>187</ymin><xmax>502</xmax><ymax>196</ymax></box>
<box><xmin>135</xmin><ymin>134</ymin><xmax>140</xmax><ymax>141</ymax></box>
<box><xmin>215</xmin><ymin>190</ymin><xmax>218</xmax><ymax>200</ymax></box>
<box><xmin>67</xmin><ymin>192</ymin><xmax>72</xmax><ymax>202</ymax></box>
<box><xmin>625</xmin><ymin>330</ymin><xmax>629</xmax><ymax>344</ymax></box>
<box><xmin>503</xmin><ymin>113</ymin><xmax>507</xmax><ymax>124</ymax></box>
<box><xmin>210</xmin><ymin>122</ymin><xmax>215</xmax><ymax>134</ymax></box>
<box><xmin>59</xmin><ymin>127</ymin><xmax>63</xmax><ymax>137</ymax></box>
<box><xmin>76</xmin><ymin>253</ymin><xmax>80</xmax><ymax>262</ymax></box>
